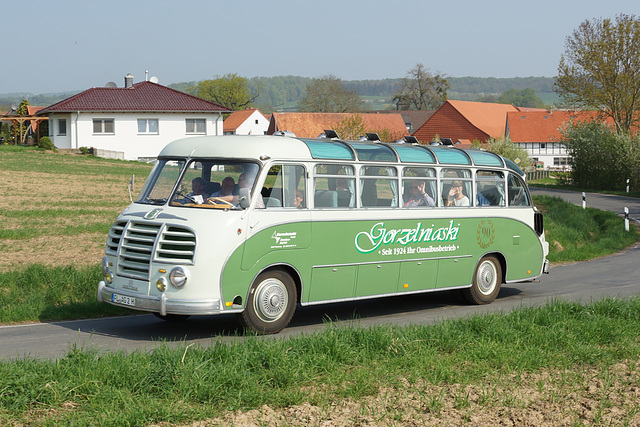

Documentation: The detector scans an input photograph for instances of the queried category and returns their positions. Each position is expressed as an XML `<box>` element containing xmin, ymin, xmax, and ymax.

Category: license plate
<box><xmin>112</xmin><ymin>293</ymin><xmax>136</xmax><ymax>307</ymax></box>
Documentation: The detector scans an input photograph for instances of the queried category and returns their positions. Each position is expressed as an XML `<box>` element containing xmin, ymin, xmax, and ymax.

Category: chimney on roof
<box><xmin>125</xmin><ymin>73</ymin><xmax>134</xmax><ymax>88</ymax></box>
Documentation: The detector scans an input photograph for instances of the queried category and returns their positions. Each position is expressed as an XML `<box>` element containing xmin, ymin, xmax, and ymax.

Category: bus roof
<box><xmin>158</xmin><ymin>135</ymin><xmax>524</xmax><ymax>175</ymax></box>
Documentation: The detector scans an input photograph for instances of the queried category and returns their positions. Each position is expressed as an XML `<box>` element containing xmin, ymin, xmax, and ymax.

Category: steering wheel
<box><xmin>207</xmin><ymin>197</ymin><xmax>235</xmax><ymax>207</ymax></box>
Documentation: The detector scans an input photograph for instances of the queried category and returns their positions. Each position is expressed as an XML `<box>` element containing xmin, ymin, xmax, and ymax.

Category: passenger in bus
<box><xmin>180</xmin><ymin>177</ymin><xmax>209</xmax><ymax>204</ymax></box>
<box><xmin>476</xmin><ymin>191</ymin><xmax>491</xmax><ymax>206</ymax></box>
<box><xmin>403</xmin><ymin>180</ymin><xmax>435</xmax><ymax>207</ymax></box>
<box><xmin>446</xmin><ymin>181</ymin><xmax>469</xmax><ymax>206</ymax></box>
<box><xmin>294</xmin><ymin>190</ymin><xmax>305</xmax><ymax>208</ymax></box>
<box><xmin>207</xmin><ymin>173</ymin><xmax>265</xmax><ymax>208</ymax></box>
<box><xmin>209</xmin><ymin>176</ymin><xmax>235</xmax><ymax>198</ymax></box>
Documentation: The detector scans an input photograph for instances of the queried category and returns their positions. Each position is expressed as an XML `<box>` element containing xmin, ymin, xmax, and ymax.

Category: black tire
<box><xmin>462</xmin><ymin>255</ymin><xmax>502</xmax><ymax>305</ymax></box>
<box><xmin>153</xmin><ymin>313</ymin><xmax>191</xmax><ymax>322</ymax></box>
<box><xmin>240</xmin><ymin>270</ymin><xmax>297</xmax><ymax>334</ymax></box>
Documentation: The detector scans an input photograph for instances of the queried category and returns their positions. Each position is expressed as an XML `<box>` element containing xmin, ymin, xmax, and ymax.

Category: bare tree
<box><xmin>298</xmin><ymin>75</ymin><xmax>361</xmax><ymax>113</ymax></box>
<box><xmin>393</xmin><ymin>64</ymin><xmax>449</xmax><ymax>110</ymax></box>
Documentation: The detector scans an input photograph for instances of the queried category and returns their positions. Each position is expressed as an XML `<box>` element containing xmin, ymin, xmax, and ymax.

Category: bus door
<box><xmin>241</xmin><ymin>164</ymin><xmax>311</xmax><ymax>271</ymax></box>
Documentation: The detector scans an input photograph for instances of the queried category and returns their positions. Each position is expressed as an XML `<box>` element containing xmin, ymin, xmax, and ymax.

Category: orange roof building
<box><xmin>267</xmin><ymin>112</ymin><xmax>408</xmax><ymax>141</ymax></box>
<box><xmin>412</xmin><ymin>100</ymin><xmax>519</xmax><ymax>144</ymax></box>
<box><xmin>506</xmin><ymin>110</ymin><xmax>603</xmax><ymax>143</ymax></box>
<box><xmin>223</xmin><ymin>108</ymin><xmax>270</xmax><ymax>135</ymax></box>
<box><xmin>506</xmin><ymin>110</ymin><xmax>607</xmax><ymax>170</ymax></box>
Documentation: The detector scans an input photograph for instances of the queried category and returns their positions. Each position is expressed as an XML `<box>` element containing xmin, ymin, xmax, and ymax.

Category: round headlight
<box><xmin>101</xmin><ymin>257</ymin><xmax>109</xmax><ymax>276</ymax></box>
<box><xmin>169</xmin><ymin>267</ymin><xmax>188</xmax><ymax>288</ymax></box>
<box><xmin>156</xmin><ymin>278</ymin><xmax>167</xmax><ymax>292</ymax></box>
<box><xmin>105</xmin><ymin>271</ymin><xmax>114</xmax><ymax>284</ymax></box>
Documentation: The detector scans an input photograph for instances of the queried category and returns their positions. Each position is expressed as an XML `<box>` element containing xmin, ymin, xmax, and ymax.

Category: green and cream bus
<box><xmin>98</xmin><ymin>134</ymin><xmax>549</xmax><ymax>334</ymax></box>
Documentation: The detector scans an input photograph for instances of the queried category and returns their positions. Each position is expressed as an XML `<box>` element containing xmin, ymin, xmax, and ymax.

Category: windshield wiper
<box><xmin>142</xmin><ymin>197</ymin><xmax>167</xmax><ymax>205</ymax></box>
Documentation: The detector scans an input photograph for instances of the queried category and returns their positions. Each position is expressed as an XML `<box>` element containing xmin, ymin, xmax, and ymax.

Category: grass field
<box><xmin>1</xmin><ymin>298</ymin><xmax>639</xmax><ymax>425</ymax></box>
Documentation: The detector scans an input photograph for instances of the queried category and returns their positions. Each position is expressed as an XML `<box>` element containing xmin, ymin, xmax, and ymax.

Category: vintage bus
<box><xmin>98</xmin><ymin>134</ymin><xmax>549</xmax><ymax>334</ymax></box>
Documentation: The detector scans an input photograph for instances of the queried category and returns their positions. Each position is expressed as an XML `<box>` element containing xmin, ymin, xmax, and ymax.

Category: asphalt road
<box><xmin>1</xmin><ymin>188</ymin><xmax>639</xmax><ymax>361</ymax></box>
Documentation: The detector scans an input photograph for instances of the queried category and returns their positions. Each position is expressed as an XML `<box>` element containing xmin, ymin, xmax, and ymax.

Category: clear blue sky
<box><xmin>2</xmin><ymin>0</ymin><xmax>638</xmax><ymax>94</ymax></box>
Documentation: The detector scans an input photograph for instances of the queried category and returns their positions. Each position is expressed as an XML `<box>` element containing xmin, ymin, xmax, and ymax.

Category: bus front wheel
<box><xmin>463</xmin><ymin>255</ymin><xmax>502</xmax><ymax>305</ymax></box>
<box><xmin>240</xmin><ymin>270</ymin><xmax>297</xmax><ymax>334</ymax></box>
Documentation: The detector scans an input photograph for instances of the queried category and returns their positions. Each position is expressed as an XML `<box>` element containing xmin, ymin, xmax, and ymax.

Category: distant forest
<box><xmin>1</xmin><ymin>76</ymin><xmax>557</xmax><ymax>113</ymax></box>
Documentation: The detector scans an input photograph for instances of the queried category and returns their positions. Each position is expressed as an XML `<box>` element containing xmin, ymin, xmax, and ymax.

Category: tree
<box><xmin>560</xmin><ymin>120</ymin><xmax>640</xmax><ymax>190</ymax></box>
<box><xmin>188</xmin><ymin>73</ymin><xmax>257</xmax><ymax>111</ymax></box>
<box><xmin>333</xmin><ymin>114</ymin><xmax>367</xmax><ymax>140</ymax></box>
<box><xmin>393</xmin><ymin>64</ymin><xmax>449</xmax><ymax>110</ymax></box>
<box><xmin>497</xmin><ymin>88</ymin><xmax>545</xmax><ymax>108</ymax></box>
<box><xmin>555</xmin><ymin>14</ymin><xmax>640</xmax><ymax>133</ymax></box>
<box><xmin>298</xmin><ymin>75</ymin><xmax>362</xmax><ymax>113</ymax></box>
<box><xmin>473</xmin><ymin>137</ymin><xmax>532</xmax><ymax>170</ymax></box>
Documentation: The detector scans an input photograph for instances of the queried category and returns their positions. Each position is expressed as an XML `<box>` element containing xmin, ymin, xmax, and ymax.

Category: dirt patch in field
<box><xmin>155</xmin><ymin>361</ymin><xmax>640</xmax><ymax>426</ymax></box>
<box><xmin>0</xmin><ymin>165</ymin><xmax>129</xmax><ymax>273</ymax></box>
<box><xmin>0</xmin><ymin>233</ymin><xmax>106</xmax><ymax>271</ymax></box>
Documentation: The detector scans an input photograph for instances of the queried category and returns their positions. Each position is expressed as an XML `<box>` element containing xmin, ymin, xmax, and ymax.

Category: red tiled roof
<box><xmin>507</xmin><ymin>110</ymin><xmax>605</xmax><ymax>142</ymax></box>
<box><xmin>223</xmin><ymin>108</ymin><xmax>266</xmax><ymax>132</ymax></box>
<box><xmin>412</xmin><ymin>100</ymin><xmax>518</xmax><ymax>143</ymax></box>
<box><xmin>36</xmin><ymin>81</ymin><xmax>231</xmax><ymax>114</ymax></box>
<box><xmin>27</xmin><ymin>106</ymin><xmax>44</xmax><ymax>115</ymax></box>
<box><xmin>268</xmin><ymin>112</ymin><xmax>408</xmax><ymax>139</ymax></box>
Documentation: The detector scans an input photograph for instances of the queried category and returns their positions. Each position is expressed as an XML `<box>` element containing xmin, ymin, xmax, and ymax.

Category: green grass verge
<box><xmin>1</xmin><ymin>297</ymin><xmax>639</xmax><ymax>425</ymax></box>
<box><xmin>0</xmin><ymin>265</ymin><xmax>131</xmax><ymax>323</ymax></box>
<box><xmin>533</xmin><ymin>195</ymin><xmax>639</xmax><ymax>263</ymax></box>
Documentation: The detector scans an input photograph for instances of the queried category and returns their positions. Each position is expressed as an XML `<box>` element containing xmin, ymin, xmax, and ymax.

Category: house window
<box><xmin>138</xmin><ymin>119</ymin><xmax>159</xmax><ymax>134</ymax></box>
<box><xmin>186</xmin><ymin>119</ymin><xmax>206</xmax><ymax>134</ymax></box>
<box><xmin>58</xmin><ymin>119</ymin><xmax>67</xmax><ymax>136</ymax></box>
<box><xmin>255</xmin><ymin>119</ymin><xmax>259</xmax><ymax>125</ymax></box>
<box><xmin>93</xmin><ymin>119</ymin><xmax>114</xmax><ymax>134</ymax></box>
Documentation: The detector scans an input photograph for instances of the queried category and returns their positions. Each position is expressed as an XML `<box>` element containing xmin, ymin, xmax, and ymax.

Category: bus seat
<box><xmin>205</xmin><ymin>181</ymin><xmax>220</xmax><ymax>195</ymax></box>
<box><xmin>361</xmin><ymin>181</ymin><xmax>377</xmax><ymax>207</ymax></box>
<box><xmin>509</xmin><ymin>187</ymin><xmax>525</xmax><ymax>206</ymax></box>
<box><xmin>264</xmin><ymin>197</ymin><xmax>282</xmax><ymax>207</ymax></box>
<box><xmin>479</xmin><ymin>187</ymin><xmax>503</xmax><ymax>206</ymax></box>
<box><xmin>315</xmin><ymin>190</ymin><xmax>338</xmax><ymax>207</ymax></box>
<box><xmin>337</xmin><ymin>189</ymin><xmax>352</xmax><ymax>207</ymax></box>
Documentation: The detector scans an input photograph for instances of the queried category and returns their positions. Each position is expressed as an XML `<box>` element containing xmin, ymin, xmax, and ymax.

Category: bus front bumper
<box><xmin>97</xmin><ymin>281</ymin><xmax>222</xmax><ymax>316</ymax></box>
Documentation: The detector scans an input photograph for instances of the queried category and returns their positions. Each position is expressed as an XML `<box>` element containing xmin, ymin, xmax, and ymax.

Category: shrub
<box><xmin>560</xmin><ymin>121</ymin><xmax>640</xmax><ymax>191</ymax></box>
<box><xmin>79</xmin><ymin>146</ymin><xmax>90</xmax><ymax>155</ymax></box>
<box><xmin>38</xmin><ymin>136</ymin><xmax>55</xmax><ymax>151</ymax></box>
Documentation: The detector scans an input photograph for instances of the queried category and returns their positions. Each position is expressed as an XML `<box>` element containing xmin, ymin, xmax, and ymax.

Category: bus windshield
<box><xmin>135</xmin><ymin>159</ymin><xmax>261</xmax><ymax>209</ymax></box>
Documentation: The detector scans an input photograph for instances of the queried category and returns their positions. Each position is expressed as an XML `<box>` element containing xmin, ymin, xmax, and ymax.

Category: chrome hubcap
<box><xmin>477</xmin><ymin>261</ymin><xmax>497</xmax><ymax>295</ymax></box>
<box><xmin>254</xmin><ymin>279</ymin><xmax>288</xmax><ymax>322</ymax></box>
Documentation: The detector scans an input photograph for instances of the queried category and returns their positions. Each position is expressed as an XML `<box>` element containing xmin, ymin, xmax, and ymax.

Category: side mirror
<box><xmin>238</xmin><ymin>188</ymin><xmax>251</xmax><ymax>209</ymax></box>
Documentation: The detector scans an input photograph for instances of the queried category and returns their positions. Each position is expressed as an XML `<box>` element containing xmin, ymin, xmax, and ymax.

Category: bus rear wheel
<box><xmin>240</xmin><ymin>270</ymin><xmax>297</xmax><ymax>334</ymax></box>
<box><xmin>463</xmin><ymin>255</ymin><xmax>502</xmax><ymax>305</ymax></box>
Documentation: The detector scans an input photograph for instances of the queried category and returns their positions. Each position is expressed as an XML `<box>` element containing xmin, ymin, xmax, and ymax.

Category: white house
<box><xmin>36</xmin><ymin>75</ymin><xmax>231</xmax><ymax>161</ymax></box>
<box><xmin>223</xmin><ymin>108</ymin><xmax>270</xmax><ymax>135</ymax></box>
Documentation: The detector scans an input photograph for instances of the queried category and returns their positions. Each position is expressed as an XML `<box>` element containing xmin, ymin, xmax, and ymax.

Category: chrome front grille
<box><xmin>155</xmin><ymin>226</ymin><xmax>197</xmax><ymax>263</ymax></box>
<box><xmin>105</xmin><ymin>220</ymin><xmax>196</xmax><ymax>280</ymax></box>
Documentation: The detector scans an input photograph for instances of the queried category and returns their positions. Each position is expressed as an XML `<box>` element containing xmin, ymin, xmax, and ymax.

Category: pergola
<box><xmin>0</xmin><ymin>115</ymin><xmax>48</xmax><ymax>145</ymax></box>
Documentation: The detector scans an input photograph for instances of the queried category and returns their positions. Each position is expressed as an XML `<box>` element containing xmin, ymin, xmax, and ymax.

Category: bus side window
<box><xmin>507</xmin><ymin>174</ymin><xmax>530</xmax><ymax>206</ymax></box>
<box><xmin>313</xmin><ymin>164</ymin><xmax>355</xmax><ymax>208</ymax></box>
<box><xmin>476</xmin><ymin>170</ymin><xmax>505</xmax><ymax>207</ymax></box>
<box><xmin>360</xmin><ymin>166</ymin><xmax>398</xmax><ymax>208</ymax></box>
<box><xmin>441</xmin><ymin>168</ymin><xmax>471</xmax><ymax>207</ymax></box>
<box><xmin>263</xmin><ymin>164</ymin><xmax>306</xmax><ymax>209</ymax></box>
